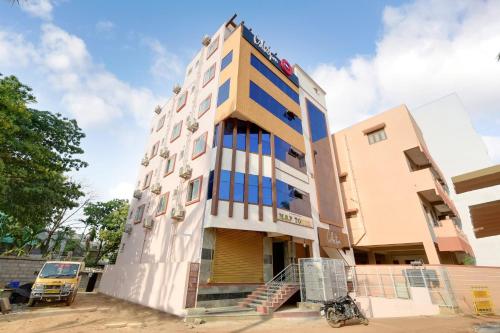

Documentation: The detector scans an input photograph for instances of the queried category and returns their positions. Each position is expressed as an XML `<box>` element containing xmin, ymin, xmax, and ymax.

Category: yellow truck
<box><xmin>28</xmin><ymin>261</ymin><xmax>83</xmax><ymax>306</ymax></box>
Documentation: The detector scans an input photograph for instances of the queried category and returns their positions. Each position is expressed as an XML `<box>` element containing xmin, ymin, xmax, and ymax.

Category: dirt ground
<box><xmin>1</xmin><ymin>293</ymin><xmax>499</xmax><ymax>333</ymax></box>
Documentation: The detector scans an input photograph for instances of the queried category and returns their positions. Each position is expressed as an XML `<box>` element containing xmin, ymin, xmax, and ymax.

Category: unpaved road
<box><xmin>0</xmin><ymin>293</ymin><xmax>499</xmax><ymax>333</ymax></box>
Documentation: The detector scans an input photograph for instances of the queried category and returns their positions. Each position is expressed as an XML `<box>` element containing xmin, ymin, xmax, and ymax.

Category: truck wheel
<box><xmin>65</xmin><ymin>292</ymin><xmax>76</xmax><ymax>306</ymax></box>
<box><xmin>27</xmin><ymin>298</ymin><xmax>36</xmax><ymax>307</ymax></box>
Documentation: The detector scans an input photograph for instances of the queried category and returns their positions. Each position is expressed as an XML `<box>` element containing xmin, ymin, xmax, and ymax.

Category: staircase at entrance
<box><xmin>238</xmin><ymin>264</ymin><xmax>300</xmax><ymax>314</ymax></box>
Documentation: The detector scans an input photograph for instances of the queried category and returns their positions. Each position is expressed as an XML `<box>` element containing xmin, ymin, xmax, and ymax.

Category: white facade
<box><xmin>99</xmin><ymin>21</ymin><xmax>350</xmax><ymax>314</ymax></box>
<box><xmin>411</xmin><ymin>94</ymin><xmax>500</xmax><ymax>266</ymax></box>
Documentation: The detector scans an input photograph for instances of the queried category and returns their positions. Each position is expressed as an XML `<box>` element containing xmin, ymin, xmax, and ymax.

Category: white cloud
<box><xmin>108</xmin><ymin>181</ymin><xmax>134</xmax><ymax>200</ymax></box>
<box><xmin>20</xmin><ymin>0</ymin><xmax>53</xmax><ymax>20</ymax></box>
<box><xmin>0</xmin><ymin>23</ymin><xmax>164</xmax><ymax>128</ymax></box>
<box><xmin>312</xmin><ymin>0</ymin><xmax>500</xmax><ymax>135</ymax></box>
<box><xmin>483</xmin><ymin>136</ymin><xmax>500</xmax><ymax>163</ymax></box>
<box><xmin>143</xmin><ymin>38</ymin><xmax>183</xmax><ymax>82</ymax></box>
<box><xmin>96</xmin><ymin>20</ymin><xmax>115</xmax><ymax>33</ymax></box>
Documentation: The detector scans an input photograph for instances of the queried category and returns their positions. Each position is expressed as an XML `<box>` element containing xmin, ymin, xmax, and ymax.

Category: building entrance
<box><xmin>272</xmin><ymin>242</ymin><xmax>286</xmax><ymax>275</ymax></box>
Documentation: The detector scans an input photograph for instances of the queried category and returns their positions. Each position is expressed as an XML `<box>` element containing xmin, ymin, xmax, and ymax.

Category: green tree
<box><xmin>81</xmin><ymin>199</ymin><xmax>129</xmax><ymax>266</ymax></box>
<box><xmin>0</xmin><ymin>74</ymin><xmax>87</xmax><ymax>255</ymax></box>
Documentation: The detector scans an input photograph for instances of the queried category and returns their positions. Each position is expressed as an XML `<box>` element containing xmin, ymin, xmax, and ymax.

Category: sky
<box><xmin>1</xmin><ymin>0</ymin><xmax>499</xmax><ymax>203</ymax></box>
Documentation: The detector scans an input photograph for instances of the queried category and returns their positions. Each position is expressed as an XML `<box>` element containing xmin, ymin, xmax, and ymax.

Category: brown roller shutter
<box><xmin>211</xmin><ymin>229</ymin><xmax>264</xmax><ymax>283</ymax></box>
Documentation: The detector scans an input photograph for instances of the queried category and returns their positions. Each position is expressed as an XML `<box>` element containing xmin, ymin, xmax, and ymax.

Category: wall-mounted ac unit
<box><xmin>173</xmin><ymin>84</ymin><xmax>181</xmax><ymax>94</ymax></box>
<box><xmin>201</xmin><ymin>35</ymin><xmax>211</xmax><ymax>46</ymax></box>
<box><xmin>141</xmin><ymin>154</ymin><xmax>149</xmax><ymax>166</ymax></box>
<box><xmin>171</xmin><ymin>206</ymin><xmax>186</xmax><ymax>221</ymax></box>
<box><xmin>159</xmin><ymin>147</ymin><xmax>170</xmax><ymax>159</ymax></box>
<box><xmin>151</xmin><ymin>183</ymin><xmax>162</xmax><ymax>195</ymax></box>
<box><xmin>186</xmin><ymin>117</ymin><xmax>199</xmax><ymax>132</ymax></box>
<box><xmin>179</xmin><ymin>165</ymin><xmax>193</xmax><ymax>179</ymax></box>
<box><xmin>133</xmin><ymin>189</ymin><xmax>142</xmax><ymax>199</ymax></box>
<box><xmin>124</xmin><ymin>224</ymin><xmax>133</xmax><ymax>234</ymax></box>
<box><xmin>144</xmin><ymin>218</ymin><xmax>154</xmax><ymax>229</ymax></box>
<box><xmin>154</xmin><ymin>105</ymin><xmax>162</xmax><ymax>114</ymax></box>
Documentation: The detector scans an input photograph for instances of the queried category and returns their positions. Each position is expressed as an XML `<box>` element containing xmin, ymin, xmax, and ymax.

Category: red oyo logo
<box><xmin>280</xmin><ymin>59</ymin><xmax>293</xmax><ymax>76</ymax></box>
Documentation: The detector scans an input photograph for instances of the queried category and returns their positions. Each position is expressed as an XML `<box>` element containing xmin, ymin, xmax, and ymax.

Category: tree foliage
<box><xmin>81</xmin><ymin>199</ymin><xmax>129</xmax><ymax>266</ymax></box>
<box><xmin>0</xmin><ymin>74</ymin><xmax>88</xmax><ymax>255</ymax></box>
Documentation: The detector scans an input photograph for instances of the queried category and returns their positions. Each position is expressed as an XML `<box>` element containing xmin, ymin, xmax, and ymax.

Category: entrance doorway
<box><xmin>272</xmin><ymin>242</ymin><xmax>286</xmax><ymax>275</ymax></box>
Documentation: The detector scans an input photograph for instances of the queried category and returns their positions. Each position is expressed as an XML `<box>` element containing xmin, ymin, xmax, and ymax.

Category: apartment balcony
<box><xmin>434</xmin><ymin>218</ymin><xmax>474</xmax><ymax>255</ymax></box>
<box><xmin>412</xmin><ymin>168</ymin><xmax>458</xmax><ymax>217</ymax></box>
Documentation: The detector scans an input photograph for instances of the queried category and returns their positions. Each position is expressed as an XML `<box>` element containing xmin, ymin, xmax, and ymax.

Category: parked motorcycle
<box><xmin>320</xmin><ymin>294</ymin><xmax>369</xmax><ymax>328</ymax></box>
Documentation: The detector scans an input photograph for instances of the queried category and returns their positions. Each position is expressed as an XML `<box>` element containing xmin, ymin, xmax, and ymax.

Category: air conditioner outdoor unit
<box><xmin>201</xmin><ymin>35</ymin><xmax>211</xmax><ymax>46</ymax></box>
<box><xmin>133</xmin><ymin>189</ymin><xmax>142</xmax><ymax>199</ymax></box>
<box><xmin>151</xmin><ymin>183</ymin><xmax>162</xmax><ymax>195</ymax></box>
<box><xmin>171</xmin><ymin>206</ymin><xmax>186</xmax><ymax>221</ymax></box>
<box><xmin>141</xmin><ymin>154</ymin><xmax>149</xmax><ymax>166</ymax></box>
<box><xmin>144</xmin><ymin>218</ymin><xmax>154</xmax><ymax>229</ymax></box>
<box><xmin>173</xmin><ymin>84</ymin><xmax>181</xmax><ymax>94</ymax></box>
<box><xmin>179</xmin><ymin>165</ymin><xmax>193</xmax><ymax>179</ymax></box>
<box><xmin>124</xmin><ymin>224</ymin><xmax>133</xmax><ymax>234</ymax></box>
<box><xmin>186</xmin><ymin>117</ymin><xmax>199</xmax><ymax>132</ymax></box>
<box><xmin>159</xmin><ymin>147</ymin><xmax>170</xmax><ymax>159</ymax></box>
<box><xmin>154</xmin><ymin>105</ymin><xmax>162</xmax><ymax>114</ymax></box>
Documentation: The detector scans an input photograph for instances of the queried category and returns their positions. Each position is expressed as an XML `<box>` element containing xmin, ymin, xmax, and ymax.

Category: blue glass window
<box><xmin>207</xmin><ymin>170</ymin><xmax>214</xmax><ymax>199</ymax></box>
<box><xmin>249</xmin><ymin>81</ymin><xmax>302</xmax><ymax>134</ymax></box>
<box><xmin>276</xmin><ymin>179</ymin><xmax>311</xmax><ymax>217</ymax></box>
<box><xmin>248</xmin><ymin>174</ymin><xmax>259</xmax><ymax>204</ymax></box>
<box><xmin>250</xmin><ymin>54</ymin><xmax>299</xmax><ymax>104</ymax></box>
<box><xmin>221</xmin><ymin>51</ymin><xmax>233</xmax><ymax>71</ymax></box>
<box><xmin>234</xmin><ymin>172</ymin><xmax>245</xmax><ymax>203</ymax></box>
<box><xmin>236</xmin><ymin>121</ymin><xmax>247</xmax><ymax>151</ymax></box>
<box><xmin>262</xmin><ymin>176</ymin><xmax>273</xmax><ymax>206</ymax></box>
<box><xmin>306</xmin><ymin>100</ymin><xmax>328</xmax><ymax>142</ymax></box>
<box><xmin>219</xmin><ymin>170</ymin><xmax>231</xmax><ymax>200</ymax></box>
<box><xmin>249</xmin><ymin>124</ymin><xmax>259</xmax><ymax>154</ymax></box>
<box><xmin>274</xmin><ymin>136</ymin><xmax>306</xmax><ymax>173</ymax></box>
<box><xmin>217</xmin><ymin>79</ymin><xmax>230</xmax><ymax>107</ymax></box>
<box><xmin>213</xmin><ymin>123</ymin><xmax>220</xmax><ymax>148</ymax></box>
<box><xmin>262</xmin><ymin>130</ymin><xmax>271</xmax><ymax>155</ymax></box>
<box><xmin>223</xmin><ymin>121</ymin><xmax>234</xmax><ymax>148</ymax></box>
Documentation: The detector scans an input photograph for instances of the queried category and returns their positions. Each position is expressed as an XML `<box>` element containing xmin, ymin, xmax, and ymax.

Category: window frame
<box><xmin>366</xmin><ymin>128</ymin><xmax>387</xmax><ymax>145</ymax></box>
<box><xmin>151</xmin><ymin>141</ymin><xmax>160</xmax><ymax>158</ymax></box>
<box><xmin>186</xmin><ymin>175</ymin><xmax>203</xmax><ymax>205</ymax></box>
<box><xmin>133</xmin><ymin>204</ymin><xmax>145</xmax><ymax>224</ymax></box>
<box><xmin>164</xmin><ymin>154</ymin><xmax>177</xmax><ymax>177</ymax></box>
<box><xmin>156</xmin><ymin>115</ymin><xmax>166</xmax><ymax>132</ymax></box>
<box><xmin>155</xmin><ymin>192</ymin><xmax>169</xmax><ymax>216</ymax></box>
<box><xmin>202</xmin><ymin>63</ymin><xmax>217</xmax><ymax>87</ymax></box>
<box><xmin>192</xmin><ymin>132</ymin><xmax>208</xmax><ymax>160</ymax></box>
<box><xmin>198</xmin><ymin>94</ymin><xmax>212</xmax><ymax>118</ymax></box>
<box><xmin>142</xmin><ymin>171</ymin><xmax>153</xmax><ymax>190</ymax></box>
<box><xmin>170</xmin><ymin>120</ymin><xmax>183</xmax><ymax>143</ymax></box>
<box><xmin>176</xmin><ymin>91</ymin><xmax>188</xmax><ymax>113</ymax></box>
<box><xmin>206</xmin><ymin>36</ymin><xmax>219</xmax><ymax>60</ymax></box>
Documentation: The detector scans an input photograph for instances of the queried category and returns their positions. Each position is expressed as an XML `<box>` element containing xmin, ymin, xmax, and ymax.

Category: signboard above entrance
<box><xmin>242</xmin><ymin>25</ymin><xmax>299</xmax><ymax>87</ymax></box>
<box><xmin>277</xmin><ymin>209</ymin><xmax>313</xmax><ymax>228</ymax></box>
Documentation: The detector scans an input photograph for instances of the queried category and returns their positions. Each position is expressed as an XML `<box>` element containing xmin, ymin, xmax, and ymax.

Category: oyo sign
<box><xmin>280</xmin><ymin>59</ymin><xmax>293</xmax><ymax>76</ymax></box>
<box><xmin>253</xmin><ymin>35</ymin><xmax>294</xmax><ymax>77</ymax></box>
<box><xmin>243</xmin><ymin>26</ymin><xmax>299</xmax><ymax>86</ymax></box>
<box><xmin>253</xmin><ymin>34</ymin><xmax>277</xmax><ymax>63</ymax></box>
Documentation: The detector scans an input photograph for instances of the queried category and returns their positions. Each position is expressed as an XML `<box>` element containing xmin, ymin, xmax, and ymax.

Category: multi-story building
<box><xmin>100</xmin><ymin>17</ymin><xmax>350</xmax><ymax>315</ymax></box>
<box><xmin>332</xmin><ymin>105</ymin><xmax>474</xmax><ymax>265</ymax></box>
<box><xmin>411</xmin><ymin>94</ymin><xmax>500</xmax><ymax>266</ymax></box>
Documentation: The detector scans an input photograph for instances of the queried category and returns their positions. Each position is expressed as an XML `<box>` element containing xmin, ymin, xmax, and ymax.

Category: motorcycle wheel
<box><xmin>326</xmin><ymin>308</ymin><xmax>343</xmax><ymax>328</ymax></box>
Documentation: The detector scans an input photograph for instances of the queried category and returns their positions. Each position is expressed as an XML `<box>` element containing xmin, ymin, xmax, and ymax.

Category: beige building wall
<box><xmin>333</xmin><ymin>105</ymin><xmax>473</xmax><ymax>265</ymax></box>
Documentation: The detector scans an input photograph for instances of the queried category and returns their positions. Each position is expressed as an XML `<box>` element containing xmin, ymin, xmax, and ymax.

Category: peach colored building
<box><xmin>332</xmin><ymin>105</ymin><xmax>474</xmax><ymax>265</ymax></box>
